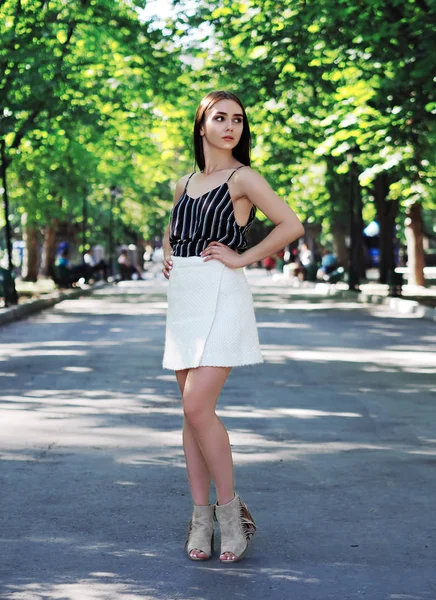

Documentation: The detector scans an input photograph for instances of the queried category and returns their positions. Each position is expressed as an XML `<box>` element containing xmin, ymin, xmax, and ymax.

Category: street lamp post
<box><xmin>347</xmin><ymin>151</ymin><xmax>358</xmax><ymax>291</ymax></box>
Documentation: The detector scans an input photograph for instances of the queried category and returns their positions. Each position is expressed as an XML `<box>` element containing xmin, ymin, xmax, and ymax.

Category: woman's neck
<box><xmin>201</xmin><ymin>140</ymin><xmax>238</xmax><ymax>175</ymax></box>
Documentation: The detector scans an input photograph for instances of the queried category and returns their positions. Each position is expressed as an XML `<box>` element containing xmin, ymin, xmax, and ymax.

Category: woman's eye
<box><xmin>214</xmin><ymin>116</ymin><xmax>242</xmax><ymax>123</ymax></box>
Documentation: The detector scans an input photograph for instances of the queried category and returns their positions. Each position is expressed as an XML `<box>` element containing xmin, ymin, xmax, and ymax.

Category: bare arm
<box><xmin>232</xmin><ymin>168</ymin><xmax>304</xmax><ymax>268</ymax></box>
<box><xmin>162</xmin><ymin>224</ymin><xmax>171</xmax><ymax>260</ymax></box>
<box><xmin>162</xmin><ymin>174</ymin><xmax>191</xmax><ymax>278</ymax></box>
<box><xmin>163</xmin><ymin>177</ymin><xmax>185</xmax><ymax>257</ymax></box>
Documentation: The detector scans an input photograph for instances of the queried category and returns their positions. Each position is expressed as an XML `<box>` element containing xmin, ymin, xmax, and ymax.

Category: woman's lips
<box><xmin>222</xmin><ymin>136</ymin><xmax>234</xmax><ymax>140</ymax></box>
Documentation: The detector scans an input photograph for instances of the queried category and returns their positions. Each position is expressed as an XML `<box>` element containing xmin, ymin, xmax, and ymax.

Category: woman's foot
<box><xmin>189</xmin><ymin>548</ymin><xmax>210</xmax><ymax>560</ymax></box>
<box><xmin>217</xmin><ymin>494</ymin><xmax>238</xmax><ymax>561</ymax></box>
<box><xmin>185</xmin><ymin>504</ymin><xmax>215</xmax><ymax>561</ymax></box>
<box><xmin>215</xmin><ymin>494</ymin><xmax>257</xmax><ymax>564</ymax></box>
<box><xmin>220</xmin><ymin>550</ymin><xmax>238</xmax><ymax>561</ymax></box>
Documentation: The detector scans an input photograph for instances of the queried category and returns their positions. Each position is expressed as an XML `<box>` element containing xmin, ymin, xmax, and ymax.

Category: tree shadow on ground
<box><xmin>0</xmin><ymin>296</ymin><xmax>435</xmax><ymax>599</ymax></box>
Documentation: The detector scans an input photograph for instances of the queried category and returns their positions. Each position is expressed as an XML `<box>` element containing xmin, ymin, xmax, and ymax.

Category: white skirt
<box><xmin>162</xmin><ymin>256</ymin><xmax>264</xmax><ymax>370</ymax></box>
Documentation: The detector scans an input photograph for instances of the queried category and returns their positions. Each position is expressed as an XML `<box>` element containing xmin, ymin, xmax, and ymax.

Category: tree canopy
<box><xmin>1</xmin><ymin>0</ymin><xmax>435</xmax><ymax>284</ymax></box>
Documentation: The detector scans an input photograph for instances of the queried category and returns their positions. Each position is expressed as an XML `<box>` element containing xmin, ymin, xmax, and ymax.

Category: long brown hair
<box><xmin>193</xmin><ymin>90</ymin><xmax>251</xmax><ymax>171</ymax></box>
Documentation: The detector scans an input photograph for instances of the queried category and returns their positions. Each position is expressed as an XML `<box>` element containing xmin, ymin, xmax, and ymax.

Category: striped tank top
<box><xmin>169</xmin><ymin>166</ymin><xmax>256</xmax><ymax>257</ymax></box>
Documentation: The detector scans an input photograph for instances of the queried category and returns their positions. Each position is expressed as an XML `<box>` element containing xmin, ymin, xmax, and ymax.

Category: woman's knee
<box><xmin>183</xmin><ymin>396</ymin><xmax>214</xmax><ymax>430</ymax></box>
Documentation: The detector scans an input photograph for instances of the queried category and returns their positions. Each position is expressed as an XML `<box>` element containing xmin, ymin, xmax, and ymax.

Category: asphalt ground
<box><xmin>0</xmin><ymin>274</ymin><xmax>435</xmax><ymax>600</ymax></box>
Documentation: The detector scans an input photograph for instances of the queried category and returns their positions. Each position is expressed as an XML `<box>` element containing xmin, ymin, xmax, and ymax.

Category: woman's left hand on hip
<box><xmin>201</xmin><ymin>242</ymin><xmax>244</xmax><ymax>269</ymax></box>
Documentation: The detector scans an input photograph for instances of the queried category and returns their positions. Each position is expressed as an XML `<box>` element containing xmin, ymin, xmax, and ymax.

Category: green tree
<box><xmin>0</xmin><ymin>0</ymin><xmax>185</xmax><ymax>281</ymax></box>
<box><xmin>172</xmin><ymin>0</ymin><xmax>436</xmax><ymax>284</ymax></box>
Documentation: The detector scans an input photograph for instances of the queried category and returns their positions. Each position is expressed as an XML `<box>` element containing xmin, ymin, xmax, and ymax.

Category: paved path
<box><xmin>0</xmin><ymin>274</ymin><xmax>435</xmax><ymax>600</ymax></box>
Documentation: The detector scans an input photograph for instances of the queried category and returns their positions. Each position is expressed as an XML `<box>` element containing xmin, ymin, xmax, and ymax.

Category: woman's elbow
<box><xmin>297</xmin><ymin>222</ymin><xmax>305</xmax><ymax>239</ymax></box>
<box><xmin>287</xmin><ymin>219</ymin><xmax>305</xmax><ymax>242</ymax></box>
<box><xmin>277</xmin><ymin>216</ymin><xmax>304</xmax><ymax>243</ymax></box>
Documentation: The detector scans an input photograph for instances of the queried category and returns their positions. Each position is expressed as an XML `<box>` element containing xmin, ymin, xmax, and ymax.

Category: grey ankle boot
<box><xmin>185</xmin><ymin>503</ymin><xmax>215</xmax><ymax>561</ymax></box>
<box><xmin>215</xmin><ymin>494</ymin><xmax>257</xmax><ymax>563</ymax></box>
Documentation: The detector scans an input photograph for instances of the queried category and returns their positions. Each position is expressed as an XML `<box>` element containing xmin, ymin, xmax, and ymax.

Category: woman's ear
<box><xmin>200</xmin><ymin>126</ymin><xmax>205</xmax><ymax>137</ymax></box>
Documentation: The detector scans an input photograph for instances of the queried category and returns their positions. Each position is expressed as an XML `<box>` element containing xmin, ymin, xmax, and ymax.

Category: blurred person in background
<box><xmin>84</xmin><ymin>248</ymin><xmax>108</xmax><ymax>281</ymax></box>
<box><xmin>117</xmin><ymin>249</ymin><xmax>144</xmax><ymax>280</ymax></box>
<box><xmin>294</xmin><ymin>242</ymin><xmax>313</xmax><ymax>280</ymax></box>
<box><xmin>263</xmin><ymin>254</ymin><xmax>276</xmax><ymax>274</ymax></box>
<box><xmin>317</xmin><ymin>247</ymin><xmax>339</xmax><ymax>280</ymax></box>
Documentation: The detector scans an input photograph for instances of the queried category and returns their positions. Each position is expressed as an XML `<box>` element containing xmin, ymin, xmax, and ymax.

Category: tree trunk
<box><xmin>405</xmin><ymin>202</ymin><xmax>425</xmax><ymax>286</ymax></box>
<box><xmin>374</xmin><ymin>172</ymin><xmax>399</xmax><ymax>284</ymax></box>
<box><xmin>0</xmin><ymin>140</ymin><xmax>18</xmax><ymax>303</ymax></box>
<box><xmin>41</xmin><ymin>220</ymin><xmax>58</xmax><ymax>277</ymax></box>
<box><xmin>331</xmin><ymin>221</ymin><xmax>348</xmax><ymax>266</ymax></box>
<box><xmin>22</xmin><ymin>213</ymin><xmax>39</xmax><ymax>281</ymax></box>
<box><xmin>326</xmin><ymin>157</ymin><xmax>350</xmax><ymax>267</ymax></box>
<box><xmin>348</xmin><ymin>160</ymin><xmax>364</xmax><ymax>288</ymax></box>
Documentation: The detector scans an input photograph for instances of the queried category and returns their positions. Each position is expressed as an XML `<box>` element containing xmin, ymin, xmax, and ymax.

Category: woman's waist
<box><xmin>172</xmin><ymin>255</ymin><xmax>204</xmax><ymax>262</ymax></box>
<box><xmin>170</xmin><ymin>247</ymin><xmax>244</xmax><ymax>260</ymax></box>
<box><xmin>170</xmin><ymin>238</ymin><xmax>246</xmax><ymax>253</ymax></box>
<box><xmin>170</xmin><ymin>255</ymin><xmax>245</xmax><ymax>275</ymax></box>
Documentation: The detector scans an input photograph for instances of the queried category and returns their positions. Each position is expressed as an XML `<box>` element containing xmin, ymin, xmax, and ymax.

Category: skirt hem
<box><xmin>162</xmin><ymin>357</ymin><xmax>264</xmax><ymax>371</ymax></box>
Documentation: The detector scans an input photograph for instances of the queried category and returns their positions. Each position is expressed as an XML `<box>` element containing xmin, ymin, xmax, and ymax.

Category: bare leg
<box><xmin>182</xmin><ymin>366</ymin><xmax>238</xmax><ymax>561</ymax></box>
<box><xmin>176</xmin><ymin>368</ymin><xmax>212</xmax><ymax>560</ymax></box>
<box><xmin>176</xmin><ymin>369</ymin><xmax>211</xmax><ymax>506</ymax></box>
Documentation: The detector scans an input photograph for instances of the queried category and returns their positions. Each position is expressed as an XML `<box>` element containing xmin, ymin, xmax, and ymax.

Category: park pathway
<box><xmin>0</xmin><ymin>275</ymin><xmax>435</xmax><ymax>600</ymax></box>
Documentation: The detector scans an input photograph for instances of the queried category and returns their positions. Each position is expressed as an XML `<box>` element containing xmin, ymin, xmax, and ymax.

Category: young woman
<box><xmin>162</xmin><ymin>90</ymin><xmax>304</xmax><ymax>564</ymax></box>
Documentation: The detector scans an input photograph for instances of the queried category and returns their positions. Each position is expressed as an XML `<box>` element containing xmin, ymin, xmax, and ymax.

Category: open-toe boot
<box><xmin>185</xmin><ymin>503</ymin><xmax>215</xmax><ymax>561</ymax></box>
<box><xmin>215</xmin><ymin>494</ymin><xmax>257</xmax><ymax>564</ymax></box>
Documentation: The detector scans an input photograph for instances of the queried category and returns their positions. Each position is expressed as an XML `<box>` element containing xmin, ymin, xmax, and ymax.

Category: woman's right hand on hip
<box><xmin>162</xmin><ymin>254</ymin><xmax>173</xmax><ymax>279</ymax></box>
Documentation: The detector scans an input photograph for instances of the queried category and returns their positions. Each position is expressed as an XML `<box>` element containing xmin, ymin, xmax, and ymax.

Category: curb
<box><xmin>335</xmin><ymin>289</ymin><xmax>436</xmax><ymax>322</ymax></box>
<box><xmin>0</xmin><ymin>282</ymin><xmax>107</xmax><ymax>327</ymax></box>
<box><xmin>358</xmin><ymin>292</ymin><xmax>436</xmax><ymax>322</ymax></box>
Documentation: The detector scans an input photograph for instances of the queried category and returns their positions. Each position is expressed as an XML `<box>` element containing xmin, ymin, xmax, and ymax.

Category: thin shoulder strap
<box><xmin>183</xmin><ymin>172</ymin><xmax>196</xmax><ymax>192</ymax></box>
<box><xmin>227</xmin><ymin>165</ymin><xmax>246</xmax><ymax>182</ymax></box>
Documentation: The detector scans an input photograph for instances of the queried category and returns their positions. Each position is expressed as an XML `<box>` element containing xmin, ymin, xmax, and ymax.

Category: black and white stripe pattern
<box><xmin>169</xmin><ymin>171</ymin><xmax>256</xmax><ymax>257</ymax></box>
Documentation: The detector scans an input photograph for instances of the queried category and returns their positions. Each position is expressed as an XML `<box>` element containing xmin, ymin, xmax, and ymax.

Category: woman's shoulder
<box><xmin>231</xmin><ymin>165</ymin><xmax>265</xmax><ymax>187</ymax></box>
<box><xmin>173</xmin><ymin>172</ymin><xmax>195</xmax><ymax>202</ymax></box>
<box><xmin>177</xmin><ymin>172</ymin><xmax>195</xmax><ymax>186</ymax></box>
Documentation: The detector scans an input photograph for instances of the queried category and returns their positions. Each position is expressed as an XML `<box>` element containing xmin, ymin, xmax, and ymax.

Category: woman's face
<box><xmin>200</xmin><ymin>99</ymin><xmax>244</xmax><ymax>151</ymax></box>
